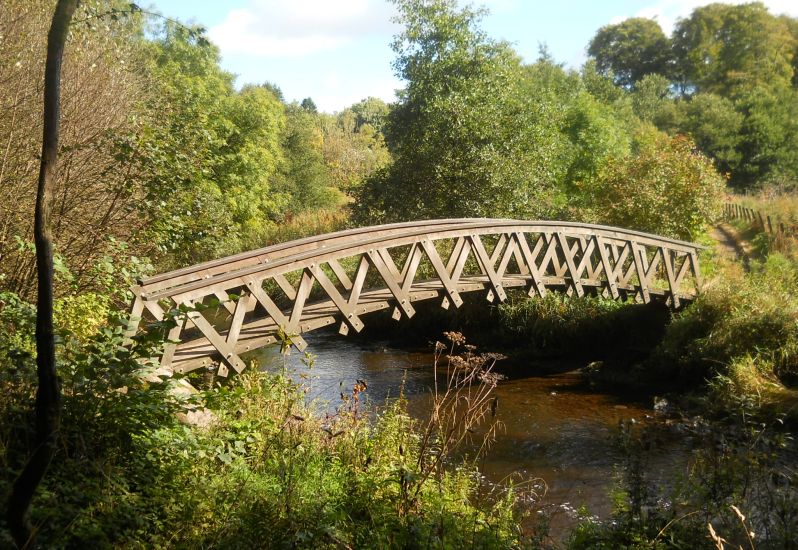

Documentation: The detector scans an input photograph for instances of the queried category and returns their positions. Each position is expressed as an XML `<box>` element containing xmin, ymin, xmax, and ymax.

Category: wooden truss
<box><xmin>126</xmin><ymin>219</ymin><xmax>705</xmax><ymax>377</ymax></box>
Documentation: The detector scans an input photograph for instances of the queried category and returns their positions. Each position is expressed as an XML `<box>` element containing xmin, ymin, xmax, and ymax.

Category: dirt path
<box><xmin>710</xmin><ymin>222</ymin><xmax>755</xmax><ymax>268</ymax></box>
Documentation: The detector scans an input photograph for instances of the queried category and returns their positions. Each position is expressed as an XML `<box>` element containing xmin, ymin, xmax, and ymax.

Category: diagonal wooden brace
<box><xmin>245</xmin><ymin>277</ymin><xmax>308</xmax><ymax>351</ymax></box>
<box><xmin>420</xmin><ymin>239</ymin><xmax>464</xmax><ymax>309</ymax></box>
<box><xmin>366</xmin><ymin>248</ymin><xmax>416</xmax><ymax>319</ymax></box>
<box><xmin>469</xmin><ymin>234</ymin><xmax>507</xmax><ymax>302</ymax></box>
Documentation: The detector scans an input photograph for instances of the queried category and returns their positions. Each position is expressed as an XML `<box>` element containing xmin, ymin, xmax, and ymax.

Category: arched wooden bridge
<box><xmin>126</xmin><ymin>219</ymin><xmax>704</xmax><ymax>377</ymax></box>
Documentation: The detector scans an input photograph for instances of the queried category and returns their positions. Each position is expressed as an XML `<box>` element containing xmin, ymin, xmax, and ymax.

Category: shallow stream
<box><xmin>250</xmin><ymin>331</ymin><xmax>690</xmax><ymax>536</ymax></box>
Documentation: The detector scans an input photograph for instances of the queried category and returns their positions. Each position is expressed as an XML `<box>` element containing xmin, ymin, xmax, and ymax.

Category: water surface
<box><xmin>249</xmin><ymin>331</ymin><xmax>687</xmax><ymax>536</ymax></box>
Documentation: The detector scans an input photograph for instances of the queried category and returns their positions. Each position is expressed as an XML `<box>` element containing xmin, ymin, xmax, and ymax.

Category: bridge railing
<box><xmin>127</xmin><ymin>219</ymin><xmax>705</xmax><ymax>377</ymax></box>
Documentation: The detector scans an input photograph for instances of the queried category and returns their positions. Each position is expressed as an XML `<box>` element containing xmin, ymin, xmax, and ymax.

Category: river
<box><xmin>249</xmin><ymin>330</ymin><xmax>690</xmax><ymax>537</ymax></box>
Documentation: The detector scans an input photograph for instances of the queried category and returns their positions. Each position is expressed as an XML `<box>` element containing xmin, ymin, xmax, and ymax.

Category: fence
<box><xmin>724</xmin><ymin>203</ymin><xmax>796</xmax><ymax>236</ymax></box>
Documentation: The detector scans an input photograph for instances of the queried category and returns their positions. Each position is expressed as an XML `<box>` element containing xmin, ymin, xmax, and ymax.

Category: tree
<box><xmin>130</xmin><ymin>26</ymin><xmax>288</xmax><ymax>264</ymax></box>
<box><xmin>733</xmin><ymin>84</ymin><xmax>798</xmax><ymax>187</ymax></box>
<box><xmin>671</xmin><ymin>3</ymin><xmax>796</xmax><ymax>96</ymax></box>
<box><xmin>355</xmin><ymin>0</ymin><xmax>566</xmax><ymax>222</ymax></box>
<box><xmin>319</xmin><ymin>105</ymin><xmax>390</xmax><ymax>192</ymax></box>
<box><xmin>587</xmin><ymin>18</ymin><xmax>671</xmax><ymax>88</ymax></box>
<box><xmin>677</xmin><ymin>93</ymin><xmax>744</xmax><ymax>176</ymax></box>
<box><xmin>300</xmin><ymin>97</ymin><xmax>317</xmax><ymax>113</ymax></box>
<box><xmin>6</xmin><ymin>1</ymin><xmax>79</xmax><ymax>546</ymax></box>
<box><xmin>586</xmin><ymin>128</ymin><xmax>724</xmax><ymax>240</ymax></box>
<box><xmin>349</xmin><ymin>96</ymin><xmax>389</xmax><ymax>133</ymax></box>
<box><xmin>630</xmin><ymin>73</ymin><xmax>678</xmax><ymax>129</ymax></box>
<box><xmin>277</xmin><ymin>105</ymin><xmax>339</xmax><ymax>214</ymax></box>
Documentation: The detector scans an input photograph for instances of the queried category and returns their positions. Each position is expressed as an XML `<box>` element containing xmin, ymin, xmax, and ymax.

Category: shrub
<box><xmin>649</xmin><ymin>253</ymin><xmax>798</xmax><ymax>389</ymax></box>
<box><xmin>585</xmin><ymin>128</ymin><xmax>725</xmax><ymax>240</ymax></box>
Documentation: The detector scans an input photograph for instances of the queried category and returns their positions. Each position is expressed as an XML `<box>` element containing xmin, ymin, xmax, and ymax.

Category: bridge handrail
<box><xmin>143</xmin><ymin>219</ymin><xmax>705</xmax><ymax>303</ymax></box>
<box><xmin>138</xmin><ymin>219</ymin><xmax>704</xmax><ymax>295</ymax></box>
<box><xmin>137</xmin><ymin>218</ymin><xmax>486</xmax><ymax>291</ymax></box>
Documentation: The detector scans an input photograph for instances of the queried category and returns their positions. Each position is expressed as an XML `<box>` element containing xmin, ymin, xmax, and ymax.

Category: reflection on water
<box><xmin>248</xmin><ymin>330</ymin><xmax>687</xmax><ymax>536</ymax></box>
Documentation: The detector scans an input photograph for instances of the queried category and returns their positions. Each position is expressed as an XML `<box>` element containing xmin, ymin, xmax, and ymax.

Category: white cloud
<box><xmin>610</xmin><ymin>0</ymin><xmax>798</xmax><ymax>34</ymax></box>
<box><xmin>313</xmin><ymin>74</ymin><xmax>401</xmax><ymax>113</ymax></box>
<box><xmin>209</xmin><ymin>0</ymin><xmax>396</xmax><ymax>58</ymax></box>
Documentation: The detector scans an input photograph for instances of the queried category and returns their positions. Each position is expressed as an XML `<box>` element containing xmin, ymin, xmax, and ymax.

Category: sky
<box><xmin>146</xmin><ymin>0</ymin><xmax>798</xmax><ymax>113</ymax></box>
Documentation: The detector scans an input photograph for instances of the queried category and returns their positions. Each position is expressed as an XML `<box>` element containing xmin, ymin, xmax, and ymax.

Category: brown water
<box><xmin>250</xmin><ymin>331</ymin><xmax>689</xmax><ymax>536</ymax></box>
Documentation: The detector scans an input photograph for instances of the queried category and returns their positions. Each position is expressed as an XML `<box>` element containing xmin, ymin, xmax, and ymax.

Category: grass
<box><xmin>737</xmin><ymin>187</ymin><xmax>798</xmax><ymax>227</ymax></box>
<box><xmin>254</xmin><ymin>207</ymin><xmax>351</xmax><ymax>247</ymax></box>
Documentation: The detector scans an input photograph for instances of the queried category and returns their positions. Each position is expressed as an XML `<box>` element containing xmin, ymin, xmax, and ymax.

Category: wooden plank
<box><xmin>469</xmin><ymin>234</ymin><xmax>507</xmax><ymax>302</ymax></box>
<box><xmin>124</xmin><ymin>293</ymin><xmax>144</xmax><ymax>341</ymax></box>
<box><xmin>308</xmin><ymin>263</ymin><xmax>365</xmax><ymax>332</ymax></box>
<box><xmin>182</xmin><ymin>301</ymin><xmax>247</xmax><ymax>374</ymax></box>
<box><xmin>575</xmin><ymin>236</ymin><xmax>598</xmax><ymax>280</ymax></box>
<box><xmin>273</xmin><ymin>273</ymin><xmax>297</xmax><ymax>300</ymax></box>
<box><xmin>489</xmin><ymin>234</ymin><xmax>508</xmax><ymax>266</ymax></box>
<box><xmin>514</xmin><ymin>232</ymin><xmax>547</xmax><ymax>298</ymax></box>
<box><xmin>445</xmin><ymin>237</ymin><xmax>466</xmax><ymax>273</ymax></box>
<box><xmin>556</xmin><ymin>233</ymin><xmax>584</xmax><ymax>297</ymax></box>
<box><xmin>662</xmin><ymin>247</ymin><xmax>681</xmax><ymax>309</ymax></box>
<box><xmin>289</xmin><ymin>269</ymin><xmax>315</xmax><ymax>330</ymax></box>
<box><xmin>631</xmin><ymin>243</ymin><xmax>651</xmax><ymax>303</ymax></box>
<box><xmin>366</xmin><ymin>249</ymin><xmax>416</xmax><ymax>318</ymax></box>
<box><xmin>420</xmin><ymin>239</ymin><xmax>464</xmax><ymax>309</ymax></box>
<box><xmin>496</xmin><ymin>236</ymin><xmax>520</xmax><ymax>278</ymax></box>
<box><xmin>214</xmin><ymin>290</ymin><xmax>236</xmax><ymax>314</ymax></box>
<box><xmin>245</xmin><ymin>278</ymin><xmax>308</xmax><ymax>351</ymax></box>
<box><xmin>595</xmin><ymin>236</ymin><xmax>619</xmax><ymax>299</ymax></box>
<box><xmin>328</xmin><ymin>258</ymin><xmax>353</xmax><ymax>291</ymax></box>
<box><xmin>226</xmin><ymin>292</ymin><xmax>253</xmax><ymax>345</ymax></box>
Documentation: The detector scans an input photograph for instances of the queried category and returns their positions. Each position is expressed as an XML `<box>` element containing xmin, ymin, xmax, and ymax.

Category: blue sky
<box><xmin>146</xmin><ymin>0</ymin><xmax>798</xmax><ymax>113</ymax></box>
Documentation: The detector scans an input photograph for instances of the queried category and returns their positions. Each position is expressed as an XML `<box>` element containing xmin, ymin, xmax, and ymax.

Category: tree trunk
<box><xmin>6</xmin><ymin>1</ymin><xmax>80</xmax><ymax>547</ymax></box>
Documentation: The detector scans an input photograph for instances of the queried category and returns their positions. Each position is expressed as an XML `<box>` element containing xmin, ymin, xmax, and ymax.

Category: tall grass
<box><xmin>248</xmin><ymin>207</ymin><xmax>351</xmax><ymax>248</ymax></box>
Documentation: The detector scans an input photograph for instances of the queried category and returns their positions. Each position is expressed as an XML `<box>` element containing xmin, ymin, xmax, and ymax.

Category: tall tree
<box><xmin>356</xmin><ymin>0</ymin><xmax>566</xmax><ymax>222</ymax></box>
<box><xmin>6</xmin><ymin>0</ymin><xmax>79</xmax><ymax>546</ymax></box>
<box><xmin>671</xmin><ymin>2</ymin><xmax>796</xmax><ymax>95</ymax></box>
<box><xmin>587</xmin><ymin>18</ymin><xmax>672</xmax><ymax>88</ymax></box>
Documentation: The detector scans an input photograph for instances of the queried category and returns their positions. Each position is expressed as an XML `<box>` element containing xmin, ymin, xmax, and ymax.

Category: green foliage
<box><xmin>733</xmin><ymin>84</ymin><xmax>798</xmax><ymax>187</ymax></box>
<box><xmin>355</xmin><ymin>1</ymin><xmax>649</xmax><ymax>225</ymax></box>
<box><xmin>276</xmin><ymin>104</ymin><xmax>343</xmax><ymax>214</ymax></box>
<box><xmin>498</xmin><ymin>293</ymin><xmax>625</xmax><ymax>354</ymax></box>
<box><xmin>650</xmin><ymin>253</ymin><xmax>798</xmax><ymax>388</ymax></box>
<box><xmin>584</xmin><ymin>128</ymin><xmax>725</xmax><ymax>240</ymax></box>
<box><xmin>348</xmin><ymin>96</ymin><xmax>390</xmax><ymax>133</ymax></box>
<box><xmin>0</xmin><ymin>293</ymin><xmax>530</xmax><ymax>548</ymax></box>
<box><xmin>587</xmin><ymin>17</ymin><xmax>672</xmax><ymax>88</ymax></box>
<box><xmin>355</xmin><ymin>0</ymin><xmax>569</xmax><ymax>223</ymax></box>
<box><xmin>596</xmin><ymin>3</ymin><xmax>798</xmax><ymax>190</ymax></box>
<box><xmin>630</xmin><ymin>73</ymin><xmax>677</xmax><ymax>128</ymax></box>
<box><xmin>671</xmin><ymin>2</ymin><xmax>796</xmax><ymax>96</ymax></box>
<box><xmin>128</xmin><ymin>24</ymin><xmax>292</xmax><ymax>265</ymax></box>
<box><xmin>676</xmin><ymin>93</ymin><xmax>744</xmax><ymax>175</ymax></box>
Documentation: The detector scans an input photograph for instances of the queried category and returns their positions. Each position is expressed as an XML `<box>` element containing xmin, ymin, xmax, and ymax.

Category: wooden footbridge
<box><xmin>126</xmin><ymin>219</ymin><xmax>704</xmax><ymax>377</ymax></box>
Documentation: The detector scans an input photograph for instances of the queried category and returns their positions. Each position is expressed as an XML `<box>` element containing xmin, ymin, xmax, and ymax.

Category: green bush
<box><xmin>584</xmin><ymin>128</ymin><xmax>725</xmax><ymax>240</ymax></box>
<box><xmin>649</xmin><ymin>253</ymin><xmax>798</xmax><ymax>388</ymax></box>
<box><xmin>496</xmin><ymin>292</ymin><xmax>669</xmax><ymax>362</ymax></box>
